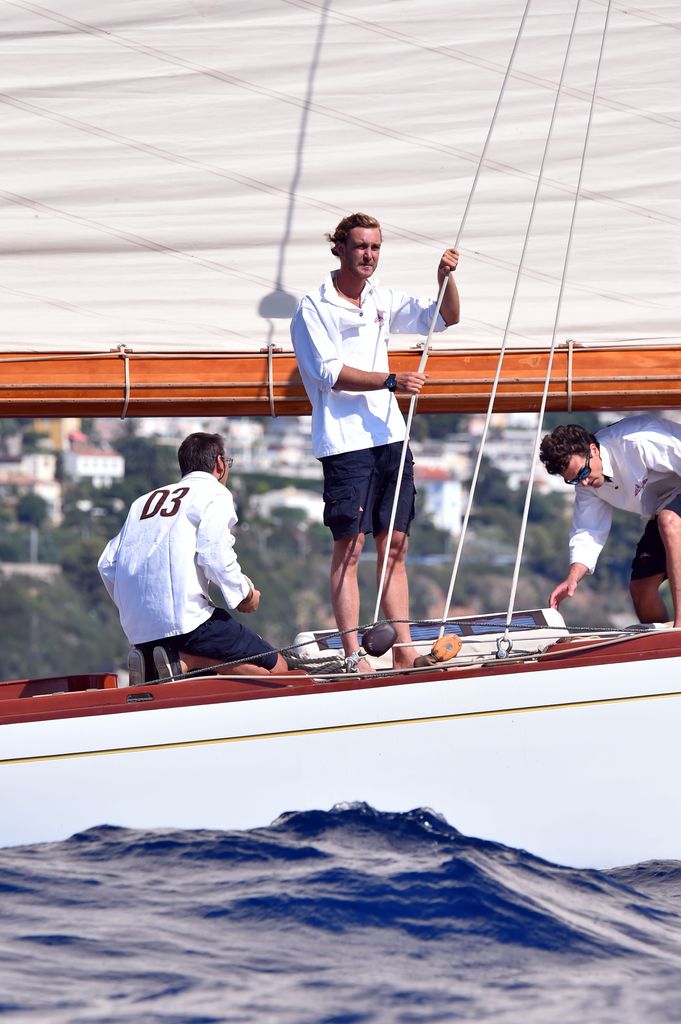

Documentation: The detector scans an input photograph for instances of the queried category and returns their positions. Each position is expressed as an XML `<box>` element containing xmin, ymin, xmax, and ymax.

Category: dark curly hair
<box><xmin>326</xmin><ymin>212</ymin><xmax>381</xmax><ymax>258</ymax></box>
<box><xmin>539</xmin><ymin>424</ymin><xmax>598</xmax><ymax>475</ymax></box>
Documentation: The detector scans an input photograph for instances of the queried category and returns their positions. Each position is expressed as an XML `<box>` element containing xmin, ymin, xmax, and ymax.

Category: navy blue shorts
<box><xmin>320</xmin><ymin>442</ymin><xmax>416</xmax><ymax>540</ymax></box>
<box><xmin>137</xmin><ymin>608</ymin><xmax>278</xmax><ymax>675</ymax></box>
<box><xmin>630</xmin><ymin>492</ymin><xmax>681</xmax><ymax>581</ymax></box>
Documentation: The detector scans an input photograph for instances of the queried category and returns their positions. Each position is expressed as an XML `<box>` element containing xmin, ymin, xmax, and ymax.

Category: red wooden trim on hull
<box><xmin>0</xmin><ymin>673</ymin><xmax>118</xmax><ymax>699</ymax></box>
<box><xmin>1</xmin><ymin>629</ymin><xmax>680</xmax><ymax>728</ymax></box>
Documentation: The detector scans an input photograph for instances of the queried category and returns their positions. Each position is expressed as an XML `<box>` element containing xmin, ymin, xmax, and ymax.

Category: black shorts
<box><xmin>630</xmin><ymin>492</ymin><xmax>681</xmax><ymax>581</ymax></box>
<box><xmin>137</xmin><ymin>608</ymin><xmax>278</xmax><ymax>675</ymax></box>
<box><xmin>320</xmin><ymin>442</ymin><xmax>416</xmax><ymax>540</ymax></box>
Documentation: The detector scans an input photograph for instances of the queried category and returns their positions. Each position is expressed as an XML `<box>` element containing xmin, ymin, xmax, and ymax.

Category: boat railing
<box><xmin>0</xmin><ymin>673</ymin><xmax>118</xmax><ymax>700</ymax></box>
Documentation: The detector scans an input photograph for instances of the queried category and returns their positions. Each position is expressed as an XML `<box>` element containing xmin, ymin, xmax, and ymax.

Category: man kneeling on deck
<box><xmin>98</xmin><ymin>431</ymin><xmax>289</xmax><ymax>683</ymax></box>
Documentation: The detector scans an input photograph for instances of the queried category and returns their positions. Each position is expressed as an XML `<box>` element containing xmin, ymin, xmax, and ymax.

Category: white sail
<box><xmin>1</xmin><ymin>0</ymin><xmax>678</xmax><ymax>354</ymax></box>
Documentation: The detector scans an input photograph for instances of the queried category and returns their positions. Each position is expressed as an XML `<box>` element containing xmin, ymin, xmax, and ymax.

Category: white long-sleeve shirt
<box><xmin>291</xmin><ymin>272</ymin><xmax>447</xmax><ymax>458</ymax></box>
<box><xmin>570</xmin><ymin>415</ymin><xmax>681</xmax><ymax>573</ymax></box>
<box><xmin>97</xmin><ymin>471</ymin><xmax>251</xmax><ymax>644</ymax></box>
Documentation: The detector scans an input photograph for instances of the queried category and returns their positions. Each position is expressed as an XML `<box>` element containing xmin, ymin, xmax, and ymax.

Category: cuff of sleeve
<box><xmin>323</xmin><ymin>359</ymin><xmax>344</xmax><ymax>391</ymax></box>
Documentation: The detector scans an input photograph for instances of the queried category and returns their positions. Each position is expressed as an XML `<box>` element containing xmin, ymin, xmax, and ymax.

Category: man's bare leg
<box><xmin>181</xmin><ymin>651</ymin><xmax>290</xmax><ymax>677</ymax></box>
<box><xmin>629</xmin><ymin>572</ymin><xmax>668</xmax><ymax>623</ymax></box>
<box><xmin>657</xmin><ymin>508</ymin><xmax>681</xmax><ymax>626</ymax></box>
<box><xmin>330</xmin><ymin>533</ymin><xmax>374</xmax><ymax>670</ymax></box>
<box><xmin>375</xmin><ymin>528</ymin><xmax>419</xmax><ymax>669</ymax></box>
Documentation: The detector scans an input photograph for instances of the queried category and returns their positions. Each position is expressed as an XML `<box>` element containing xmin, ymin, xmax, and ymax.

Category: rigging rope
<box><xmin>502</xmin><ymin>0</ymin><xmax>613</xmax><ymax>650</ymax></box>
<box><xmin>439</xmin><ymin>0</ymin><xmax>586</xmax><ymax>641</ymax></box>
<box><xmin>116</xmin><ymin>344</ymin><xmax>132</xmax><ymax>419</ymax></box>
<box><xmin>372</xmin><ymin>0</ymin><xmax>533</xmax><ymax>626</ymax></box>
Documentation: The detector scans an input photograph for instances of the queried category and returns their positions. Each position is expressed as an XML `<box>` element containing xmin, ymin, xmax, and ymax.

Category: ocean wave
<box><xmin>1</xmin><ymin>804</ymin><xmax>681</xmax><ymax>1023</ymax></box>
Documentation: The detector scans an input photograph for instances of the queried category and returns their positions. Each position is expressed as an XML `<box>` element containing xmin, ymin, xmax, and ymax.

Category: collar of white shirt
<box><xmin>323</xmin><ymin>272</ymin><xmax>379</xmax><ymax>309</ymax></box>
<box><xmin>599</xmin><ymin>441</ymin><xmax>614</xmax><ymax>482</ymax></box>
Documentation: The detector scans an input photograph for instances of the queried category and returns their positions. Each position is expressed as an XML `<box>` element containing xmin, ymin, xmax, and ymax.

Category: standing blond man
<box><xmin>291</xmin><ymin>212</ymin><xmax>460</xmax><ymax>670</ymax></box>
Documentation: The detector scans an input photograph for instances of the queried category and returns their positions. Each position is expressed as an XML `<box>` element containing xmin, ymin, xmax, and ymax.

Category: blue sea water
<box><xmin>1</xmin><ymin>804</ymin><xmax>681</xmax><ymax>1023</ymax></box>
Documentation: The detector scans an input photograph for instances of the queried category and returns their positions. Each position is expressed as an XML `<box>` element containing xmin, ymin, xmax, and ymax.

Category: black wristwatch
<box><xmin>383</xmin><ymin>373</ymin><xmax>398</xmax><ymax>392</ymax></box>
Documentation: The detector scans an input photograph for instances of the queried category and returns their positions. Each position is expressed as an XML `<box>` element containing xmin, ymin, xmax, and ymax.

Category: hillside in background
<box><xmin>0</xmin><ymin>429</ymin><xmax>651</xmax><ymax>680</ymax></box>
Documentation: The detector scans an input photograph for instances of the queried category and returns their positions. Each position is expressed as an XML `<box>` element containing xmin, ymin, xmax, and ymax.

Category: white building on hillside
<box><xmin>482</xmin><ymin>429</ymin><xmax>567</xmax><ymax>495</ymax></box>
<box><xmin>62</xmin><ymin>443</ymin><xmax>125</xmax><ymax>488</ymax></box>
<box><xmin>0</xmin><ymin>452</ymin><xmax>62</xmax><ymax>523</ymax></box>
<box><xmin>415</xmin><ymin>466</ymin><xmax>464</xmax><ymax>535</ymax></box>
<box><xmin>249</xmin><ymin>486</ymin><xmax>324</xmax><ymax>523</ymax></box>
<box><xmin>259</xmin><ymin>417</ymin><xmax>318</xmax><ymax>476</ymax></box>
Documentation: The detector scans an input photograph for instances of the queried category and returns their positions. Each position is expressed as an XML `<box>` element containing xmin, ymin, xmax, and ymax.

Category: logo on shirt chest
<box><xmin>634</xmin><ymin>476</ymin><xmax>648</xmax><ymax>497</ymax></box>
<box><xmin>375</xmin><ymin>310</ymin><xmax>386</xmax><ymax>326</ymax></box>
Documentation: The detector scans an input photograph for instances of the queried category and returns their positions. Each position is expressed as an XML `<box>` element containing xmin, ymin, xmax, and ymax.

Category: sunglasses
<box><xmin>218</xmin><ymin>454</ymin><xmax>234</xmax><ymax>470</ymax></box>
<box><xmin>566</xmin><ymin>449</ymin><xmax>591</xmax><ymax>486</ymax></box>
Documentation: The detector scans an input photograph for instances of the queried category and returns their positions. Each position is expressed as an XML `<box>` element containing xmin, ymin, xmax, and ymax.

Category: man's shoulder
<box><xmin>365</xmin><ymin>280</ymin><xmax>421</xmax><ymax>312</ymax></box>
<box><xmin>132</xmin><ymin>472</ymin><xmax>220</xmax><ymax>506</ymax></box>
<box><xmin>181</xmin><ymin>473</ymin><xmax>231</xmax><ymax>502</ymax></box>
<box><xmin>132</xmin><ymin>479</ymin><xmax>181</xmax><ymax>504</ymax></box>
<box><xmin>150</xmin><ymin>472</ymin><xmax>212</xmax><ymax>493</ymax></box>
<box><xmin>291</xmin><ymin>281</ymin><xmax>328</xmax><ymax>331</ymax></box>
<box><xmin>299</xmin><ymin>274</ymin><xmax>331</xmax><ymax>305</ymax></box>
<box><xmin>596</xmin><ymin>416</ymin><xmax>641</xmax><ymax>448</ymax></box>
<box><xmin>601</xmin><ymin>414</ymin><xmax>681</xmax><ymax>447</ymax></box>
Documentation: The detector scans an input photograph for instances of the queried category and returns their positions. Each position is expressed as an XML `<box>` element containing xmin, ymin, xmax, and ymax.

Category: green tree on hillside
<box><xmin>0</xmin><ymin>573</ymin><xmax>122</xmax><ymax>679</ymax></box>
<box><xmin>16</xmin><ymin>493</ymin><xmax>49</xmax><ymax>528</ymax></box>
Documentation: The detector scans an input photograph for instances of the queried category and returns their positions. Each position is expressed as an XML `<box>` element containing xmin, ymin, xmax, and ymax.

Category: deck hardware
<box><xmin>496</xmin><ymin>636</ymin><xmax>513</xmax><ymax>659</ymax></box>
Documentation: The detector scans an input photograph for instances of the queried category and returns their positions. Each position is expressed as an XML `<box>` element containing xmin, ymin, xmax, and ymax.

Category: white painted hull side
<box><xmin>1</xmin><ymin>655</ymin><xmax>680</xmax><ymax>868</ymax></box>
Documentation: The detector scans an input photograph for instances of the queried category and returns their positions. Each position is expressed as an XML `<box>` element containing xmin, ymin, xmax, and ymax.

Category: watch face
<box><xmin>385</xmin><ymin>374</ymin><xmax>397</xmax><ymax>391</ymax></box>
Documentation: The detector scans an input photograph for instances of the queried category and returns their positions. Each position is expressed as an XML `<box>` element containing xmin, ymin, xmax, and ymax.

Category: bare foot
<box><xmin>392</xmin><ymin>646</ymin><xmax>420</xmax><ymax>670</ymax></box>
<box><xmin>357</xmin><ymin>656</ymin><xmax>376</xmax><ymax>673</ymax></box>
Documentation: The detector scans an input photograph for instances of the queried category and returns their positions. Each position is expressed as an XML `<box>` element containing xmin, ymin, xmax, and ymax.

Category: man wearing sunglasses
<box><xmin>99</xmin><ymin>431</ymin><xmax>289</xmax><ymax>683</ymax></box>
<box><xmin>539</xmin><ymin>415</ymin><xmax>681</xmax><ymax>627</ymax></box>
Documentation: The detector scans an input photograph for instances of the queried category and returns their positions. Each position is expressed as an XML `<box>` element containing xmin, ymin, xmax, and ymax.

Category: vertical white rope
<box><xmin>502</xmin><ymin>0</ymin><xmax>613</xmax><ymax>647</ymax></box>
<box><xmin>372</xmin><ymin>0</ymin><xmax>534</xmax><ymax>626</ymax></box>
<box><xmin>373</xmin><ymin>275</ymin><xmax>449</xmax><ymax>623</ymax></box>
<box><xmin>437</xmin><ymin>0</ymin><xmax>585</xmax><ymax>638</ymax></box>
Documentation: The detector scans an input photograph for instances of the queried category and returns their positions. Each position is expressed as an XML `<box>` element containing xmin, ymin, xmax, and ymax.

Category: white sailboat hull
<box><xmin>2</xmin><ymin>646</ymin><xmax>679</xmax><ymax>868</ymax></box>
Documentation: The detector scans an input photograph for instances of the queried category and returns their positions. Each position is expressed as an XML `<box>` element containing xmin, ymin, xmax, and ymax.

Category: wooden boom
<box><xmin>1</xmin><ymin>342</ymin><xmax>681</xmax><ymax>419</ymax></box>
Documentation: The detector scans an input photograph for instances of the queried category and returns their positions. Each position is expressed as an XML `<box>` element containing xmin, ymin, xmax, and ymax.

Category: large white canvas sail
<box><xmin>1</xmin><ymin>0</ymin><xmax>679</xmax><ymax>355</ymax></box>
